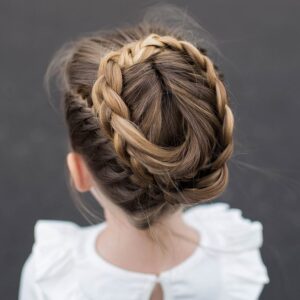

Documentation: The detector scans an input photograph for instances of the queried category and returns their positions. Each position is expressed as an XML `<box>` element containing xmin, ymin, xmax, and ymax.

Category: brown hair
<box><xmin>45</xmin><ymin>16</ymin><xmax>234</xmax><ymax>230</ymax></box>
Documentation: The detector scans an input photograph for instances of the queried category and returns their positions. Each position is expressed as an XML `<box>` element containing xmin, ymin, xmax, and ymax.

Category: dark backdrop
<box><xmin>1</xmin><ymin>1</ymin><xmax>299</xmax><ymax>299</ymax></box>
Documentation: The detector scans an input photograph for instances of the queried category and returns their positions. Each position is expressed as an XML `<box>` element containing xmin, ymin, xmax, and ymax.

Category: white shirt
<box><xmin>19</xmin><ymin>202</ymin><xmax>270</xmax><ymax>300</ymax></box>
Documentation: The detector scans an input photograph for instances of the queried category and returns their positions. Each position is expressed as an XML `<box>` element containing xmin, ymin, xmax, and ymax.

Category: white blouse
<box><xmin>19</xmin><ymin>202</ymin><xmax>270</xmax><ymax>300</ymax></box>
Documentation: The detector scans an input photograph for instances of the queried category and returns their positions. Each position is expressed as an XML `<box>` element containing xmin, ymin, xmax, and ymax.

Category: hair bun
<box><xmin>90</xmin><ymin>33</ymin><xmax>234</xmax><ymax>200</ymax></box>
<box><xmin>46</xmin><ymin>20</ymin><xmax>234</xmax><ymax>229</ymax></box>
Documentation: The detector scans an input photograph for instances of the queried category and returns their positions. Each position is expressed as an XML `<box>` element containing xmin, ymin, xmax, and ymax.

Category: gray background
<box><xmin>1</xmin><ymin>0</ymin><xmax>300</xmax><ymax>299</ymax></box>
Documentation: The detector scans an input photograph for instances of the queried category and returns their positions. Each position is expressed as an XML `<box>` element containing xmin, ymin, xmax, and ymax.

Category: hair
<box><xmin>45</xmin><ymin>6</ymin><xmax>234</xmax><ymax>231</ymax></box>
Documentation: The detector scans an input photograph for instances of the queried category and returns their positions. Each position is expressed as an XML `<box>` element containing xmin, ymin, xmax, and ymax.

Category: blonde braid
<box><xmin>91</xmin><ymin>33</ymin><xmax>234</xmax><ymax>195</ymax></box>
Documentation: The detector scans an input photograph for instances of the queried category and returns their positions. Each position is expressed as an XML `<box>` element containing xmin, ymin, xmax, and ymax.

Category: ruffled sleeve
<box><xmin>19</xmin><ymin>220</ymin><xmax>84</xmax><ymax>300</ymax></box>
<box><xmin>185</xmin><ymin>203</ymin><xmax>270</xmax><ymax>300</ymax></box>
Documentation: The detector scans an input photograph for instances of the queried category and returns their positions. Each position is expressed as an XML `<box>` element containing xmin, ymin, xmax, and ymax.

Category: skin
<box><xmin>67</xmin><ymin>151</ymin><xmax>200</xmax><ymax>276</ymax></box>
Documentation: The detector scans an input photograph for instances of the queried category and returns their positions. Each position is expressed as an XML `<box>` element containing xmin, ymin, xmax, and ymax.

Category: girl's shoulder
<box><xmin>183</xmin><ymin>202</ymin><xmax>270</xmax><ymax>297</ymax></box>
<box><xmin>19</xmin><ymin>219</ymin><xmax>102</xmax><ymax>299</ymax></box>
<box><xmin>183</xmin><ymin>202</ymin><xmax>265</xmax><ymax>251</ymax></box>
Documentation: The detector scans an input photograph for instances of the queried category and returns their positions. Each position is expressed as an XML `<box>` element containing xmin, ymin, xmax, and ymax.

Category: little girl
<box><xmin>19</xmin><ymin>16</ymin><xmax>270</xmax><ymax>300</ymax></box>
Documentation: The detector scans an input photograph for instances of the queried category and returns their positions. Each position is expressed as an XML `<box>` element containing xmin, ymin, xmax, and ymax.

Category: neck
<box><xmin>95</xmin><ymin>206</ymin><xmax>200</xmax><ymax>275</ymax></box>
<box><xmin>98</xmin><ymin>205</ymin><xmax>198</xmax><ymax>257</ymax></box>
<box><xmin>103</xmin><ymin>207</ymin><xmax>187</xmax><ymax>245</ymax></box>
<box><xmin>91</xmin><ymin>186</ymin><xmax>200</xmax><ymax>274</ymax></box>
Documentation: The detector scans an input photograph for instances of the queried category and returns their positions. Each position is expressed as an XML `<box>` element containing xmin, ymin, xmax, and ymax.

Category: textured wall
<box><xmin>1</xmin><ymin>0</ymin><xmax>299</xmax><ymax>299</ymax></box>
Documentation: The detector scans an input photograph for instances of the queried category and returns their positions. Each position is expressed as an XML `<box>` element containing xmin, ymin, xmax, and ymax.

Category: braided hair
<box><xmin>46</xmin><ymin>22</ymin><xmax>234</xmax><ymax>229</ymax></box>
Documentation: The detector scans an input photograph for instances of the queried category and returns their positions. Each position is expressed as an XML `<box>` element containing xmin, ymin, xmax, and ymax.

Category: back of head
<box><xmin>45</xmin><ymin>11</ymin><xmax>234</xmax><ymax>230</ymax></box>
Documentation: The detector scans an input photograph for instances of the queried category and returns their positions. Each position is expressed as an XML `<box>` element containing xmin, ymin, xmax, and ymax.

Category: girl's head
<box><xmin>45</xmin><ymin>19</ymin><xmax>234</xmax><ymax>230</ymax></box>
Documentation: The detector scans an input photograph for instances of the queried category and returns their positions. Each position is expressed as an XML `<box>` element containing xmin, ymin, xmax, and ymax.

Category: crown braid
<box><xmin>91</xmin><ymin>33</ymin><xmax>234</xmax><ymax>199</ymax></box>
<box><xmin>48</xmin><ymin>23</ymin><xmax>236</xmax><ymax>229</ymax></box>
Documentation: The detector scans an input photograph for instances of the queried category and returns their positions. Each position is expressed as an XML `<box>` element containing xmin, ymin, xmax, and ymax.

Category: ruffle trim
<box><xmin>184</xmin><ymin>202</ymin><xmax>270</xmax><ymax>299</ymax></box>
<box><xmin>30</xmin><ymin>203</ymin><xmax>270</xmax><ymax>299</ymax></box>
<box><xmin>32</xmin><ymin>220</ymin><xmax>80</xmax><ymax>281</ymax></box>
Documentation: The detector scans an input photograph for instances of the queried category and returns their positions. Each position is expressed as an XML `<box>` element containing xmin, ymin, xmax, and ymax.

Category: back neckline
<box><xmin>86</xmin><ymin>210</ymin><xmax>208</xmax><ymax>281</ymax></box>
